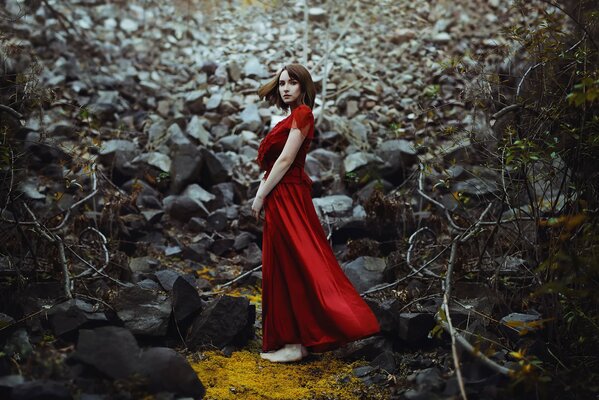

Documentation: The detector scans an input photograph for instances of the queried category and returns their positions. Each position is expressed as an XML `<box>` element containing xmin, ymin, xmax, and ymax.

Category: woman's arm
<box><xmin>255</xmin><ymin>128</ymin><xmax>306</xmax><ymax>200</ymax></box>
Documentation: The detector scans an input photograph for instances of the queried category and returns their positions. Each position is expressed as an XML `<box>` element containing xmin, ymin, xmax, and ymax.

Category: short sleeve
<box><xmin>290</xmin><ymin>105</ymin><xmax>314</xmax><ymax>139</ymax></box>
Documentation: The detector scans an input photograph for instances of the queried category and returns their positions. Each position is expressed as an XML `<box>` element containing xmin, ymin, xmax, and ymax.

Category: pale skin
<box><xmin>253</xmin><ymin>69</ymin><xmax>311</xmax><ymax>362</ymax></box>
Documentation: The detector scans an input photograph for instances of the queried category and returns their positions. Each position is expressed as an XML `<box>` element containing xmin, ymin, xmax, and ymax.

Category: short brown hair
<box><xmin>257</xmin><ymin>63</ymin><xmax>316</xmax><ymax>112</ymax></box>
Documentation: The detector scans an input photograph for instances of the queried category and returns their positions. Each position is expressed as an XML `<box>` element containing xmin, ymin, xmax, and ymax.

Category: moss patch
<box><xmin>189</xmin><ymin>349</ymin><xmax>390</xmax><ymax>400</ymax></box>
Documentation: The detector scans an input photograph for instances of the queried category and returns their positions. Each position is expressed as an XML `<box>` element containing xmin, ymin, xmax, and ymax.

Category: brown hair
<box><xmin>257</xmin><ymin>63</ymin><xmax>316</xmax><ymax>112</ymax></box>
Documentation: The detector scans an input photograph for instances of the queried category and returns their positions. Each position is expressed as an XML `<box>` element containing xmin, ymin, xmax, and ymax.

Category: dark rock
<box><xmin>167</xmin><ymin>195</ymin><xmax>209</xmax><ymax>221</ymax></box>
<box><xmin>186</xmin><ymin>295</ymin><xmax>255</xmax><ymax>351</ymax></box>
<box><xmin>10</xmin><ymin>379</ymin><xmax>72</xmax><ymax>400</ymax></box>
<box><xmin>355</xmin><ymin>179</ymin><xmax>394</xmax><ymax>203</ymax></box>
<box><xmin>137</xmin><ymin>278</ymin><xmax>163</xmax><ymax>290</ymax></box>
<box><xmin>138</xmin><ymin>347</ymin><xmax>206</xmax><ymax>398</ymax></box>
<box><xmin>0</xmin><ymin>313</ymin><xmax>16</xmax><ymax>328</ymax></box>
<box><xmin>206</xmin><ymin>210</ymin><xmax>228</xmax><ymax>232</ymax></box>
<box><xmin>45</xmin><ymin>299</ymin><xmax>108</xmax><ymax>337</ymax></box>
<box><xmin>170</xmin><ymin>145</ymin><xmax>203</xmax><ymax>194</ymax></box>
<box><xmin>70</xmin><ymin>326</ymin><xmax>141</xmax><ymax>379</ymax></box>
<box><xmin>342</xmin><ymin>256</ymin><xmax>388</xmax><ymax>293</ymax></box>
<box><xmin>233</xmin><ymin>231</ymin><xmax>255</xmax><ymax>250</ymax></box>
<box><xmin>186</xmin><ymin>217</ymin><xmax>208</xmax><ymax>233</ymax></box>
<box><xmin>153</xmin><ymin>269</ymin><xmax>184</xmax><ymax>292</ymax></box>
<box><xmin>333</xmin><ymin>335</ymin><xmax>391</xmax><ymax>362</ymax></box>
<box><xmin>4</xmin><ymin>328</ymin><xmax>32</xmax><ymax>359</ymax></box>
<box><xmin>363</xmin><ymin>298</ymin><xmax>397</xmax><ymax>335</ymax></box>
<box><xmin>98</xmin><ymin>139</ymin><xmax>139</xmax><ymax>181</ymax></box>
<box><xmin>172</xmin><ymin>276</ymin><xmax>203</xmax><ymax>322</ymax></box>
<box><xmin>370</xmin><ymin>350</ymin><xmax>397</xmax><ymax>373</ymax></box>
<box><xmin>402</xmin><ymin>388</ymin><xmax>442</xmax><ymax>400</ymax></box>
<box><xmin>0</xmin><ymin>374</ymin><xmax>24</xmax><ymax>399</ymax></box>
<box><xmin>210</xmin><ymin>182</ymin><xmax>236</xmax><ymax>207</ymax></box>
<box><xmin>181</xmin><ymin>236</ymin><xmax>215</xmax><ymax>263</ymax></box>
<box><xmin>211</xmin><ymin>238</ymin><xmax>234</xmax><ymax>256</ymax></box>
<box><xmin>129</xmin><ymin>258</ymin><xmax>161</xmax><ymax>275</ymax></box>
<box><xmin>166</xmin><ymin>183</ymin><xmax>216</xmax><ymax>221</ymax></box>
<box><xmin>241</xmin><ymin>243</ymin><xmax>262</xmax><ymax>269</ymax></box>
<box><xmin>112</xmin><ymin>285</ymin><xmax>172</xmax><ymax>336</ymax></box>
<box><xmin>200</xmin><ymin>149</ymin><xmax>233</xmax><ymax>186</ymax></box>
<box><xmin>398</xmin><ymin>313</ymin><xmax>436</xmax><ymax>344</ymax></box>
<box><xmin>414</xmin><ymin>367</ymin><xmax>444</xmax><ymax>390</ymax></box>
<box><xmin>375</xmin><ymin>139</ymin><xmax>418</xmax><ymax>184</ymax></box>
<box><xmin>352</xmin><ymin>365</ymin><xmax>375</xmax><ymax>378</ymax></box>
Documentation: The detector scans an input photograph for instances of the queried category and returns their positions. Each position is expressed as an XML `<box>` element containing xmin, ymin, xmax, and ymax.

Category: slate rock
<box><xmin>112</xmin><ymin>285</ymin><xmax>172</xmax><ymax>336</ymax></box>
<box><xmin>333</xmin><ymin>335</ymin><xmax>391</xmax><ymax>362</ymax></box>
<box><xmin>45</xmin><ymin>299</ymin><xmax>108</xmax><ymax>337</ymax></box>
<box><xmin>70</xmin><ymin>326</ymin><xmax>141</xmax><ymax>379</ymax></box>
<box><xmin>370</xmin><ymin>350</ymin><xmax>397</xmax><ymax>373</ymax></box>
<box><xmin>172</xmin><ymin>276</ymin><xmax>203</xmax><ymax>322</ymax></box>
<box><xmin>10</xmin><ymin>379</ymin><xmax>72</xmax><ymax>400</ymax></box>
<box><xmin>170</xmin><ymin>145</ymin><xmax>203</xmax><ymax>193</ymax></box>
<box><xmin>342</xmin><ymin>256</ymin><xmax>387</xmax><ymax>293</ymax></box>
<box><xmin>138</xmin><ymin>347</ymin><xmax>206</xmax><ymax>398</ymax></box>
<box><xmin>186</xmin><ymin>295</ymin><xmax>255</xmax><ymax>351</ymax></box>
<box><xmin>398</xmin><ymin>313</ymin><xmax>436</xmax><ymax>343</ymax></box>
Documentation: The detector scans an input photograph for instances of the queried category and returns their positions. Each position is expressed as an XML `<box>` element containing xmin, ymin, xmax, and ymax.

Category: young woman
<box><xmin>251</xmin><ymin>64</ymin><xmax>380</xmax><ymax>363</ymax></box>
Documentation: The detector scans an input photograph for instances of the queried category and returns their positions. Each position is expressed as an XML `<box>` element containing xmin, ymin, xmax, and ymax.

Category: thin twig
<box><xmin>440</xmin><ymin>241</ymin><xmax>468</xmax><ymax>400</ymax></box>
<box><xmin>218</xmin><ymin>264</ymin><xmax>263</xmax><ymax>289</ymax></box>
<box><xmin>406</xmin><ymin>227</ymin><xmax>439</xmax><ymax>278</ymax></box>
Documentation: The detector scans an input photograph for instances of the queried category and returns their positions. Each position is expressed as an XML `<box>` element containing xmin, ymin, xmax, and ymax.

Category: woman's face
<box><xmin>278</xmin><ymin>70</ymin><xmax>302</xmax><ymax>106</ymax></box>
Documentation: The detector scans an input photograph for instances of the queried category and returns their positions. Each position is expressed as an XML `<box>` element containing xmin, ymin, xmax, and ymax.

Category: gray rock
<box><xmin>167</xmin><ymin>122</ymin><xmax>191</xmax><ymax>147</ymax></box>
<box><xmin>18</xmin><ymin>177</ymin><xmax>45</xmax><ymax>200</ymax></box>
<box><xmin>206</xmin><ymin>92</ymin><xmax>222</xmax><ymax>110</ymax></box>
<box><xmin>112</xmin><ymin>286</ymin><xmax>172</xmax><ymax>336</ymax></box>
<box><xmin>451</xmin><ymin>176</ymin><xmax>498</xmax><ymax>196</ymax></box>
<box><xmin>70</xmin><ymin>326</ymin><xmax>141</xmax><ymax>379</ymax></box>
<box><xmin>46</xmin><ymin>299</ymin><xmax>108</xmax><ymax>337</ymax></box>
<box><xmin>132</xmin><ymin>152</ymin><xmax>171</xmax><ymax>173</ymax></box>
<box><xmin>342</xmin><ymin>256</ymin><xmax>387</xmax><ymax>293</ymax></box>
<box><xmin>186</xmin><ymin>115</ymin><xmax>210</xmax><ymax>145</ymax></box>
<box><xmin>10</xmin><ymin>380</ymin><xmax>72</xmax><ymax>400</ymax></box>
<box><xmin>500</xmin><ymin>312</ymin><xmax>543</xmax><ymax>335</ymax></box>
<box><xmin>233</xmin><ymin>231</ymin><xmax>256</xmax><ymax>250</ymax></box>
<box><xmin>343</xmin><ymin>152</ymin><xmax>384</xmax><ymax>173</ymax></box>
<box><xmin>313</xmin><ymin>195</ymin><xmax>353</xmax><ymax>218</ymax></box>
<box><xmin>218</xmin><ymin>134</ymin><xmax>243</xmax><ymax>151</ymax></box>
<box><xmin>227</xmin><ymin>60</ymin><xmax>242</xmax><ymax>81</ymax></box>
<box><xmin>4</xmin><ymin>328</ymin><xmax>33</xmax><ymax>359</ymax></box>
<box><xmin>243</xmin><ymin>57</ymin><xmax>269</xmax><ymax>78</ymax></box>
<box><xmin>184</xmin><ymin>90</ymin><xmax>206</xmax><ymax>114</ymax></box>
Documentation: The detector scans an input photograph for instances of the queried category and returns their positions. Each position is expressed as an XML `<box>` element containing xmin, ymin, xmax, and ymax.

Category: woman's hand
<box><xmin>251</xmin><ymin>194</ymin><xmax>265</xmax><ymax>222</ymax></box>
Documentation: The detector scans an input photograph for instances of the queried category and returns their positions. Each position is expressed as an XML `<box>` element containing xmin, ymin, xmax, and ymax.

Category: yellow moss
<box><xmin>188</xmin><ymin>349</ymin><xmax>390</xmax><ymax>400</ymax></box>
<box><xmin>195</xmin><ymin>266</ymin><xmax>214</xmax><ymax>281</ymax></box>
<box><xmin>224</xmin><ymin>285</ymin><xmax>262</xmax><ymax>307</ymax></box>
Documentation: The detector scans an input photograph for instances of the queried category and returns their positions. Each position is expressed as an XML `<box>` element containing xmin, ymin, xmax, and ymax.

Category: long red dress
<box><xmin>256</xmin><ymin>104</ymin><xmax>380</xmax><ymax>353</ymax></box>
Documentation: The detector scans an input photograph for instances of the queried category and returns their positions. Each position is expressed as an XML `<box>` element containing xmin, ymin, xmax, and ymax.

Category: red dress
<box><xmin>256</xmin><ymin>104</ymin><xmax>381</xmax><ymax>353</ymax></box>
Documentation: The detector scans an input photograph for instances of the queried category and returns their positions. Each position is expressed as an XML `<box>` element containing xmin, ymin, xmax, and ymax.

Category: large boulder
<box><xmin>186</xmin><ymin>295</ymin><xmax>255</xmax><ymax>351</ymax></box>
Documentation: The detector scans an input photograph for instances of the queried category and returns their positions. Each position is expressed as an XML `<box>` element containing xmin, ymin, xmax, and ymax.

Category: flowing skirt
<box><xmin>261</xmin><ymin>167</ymin><xmax>380</xmax><ymax>353</ymax></box>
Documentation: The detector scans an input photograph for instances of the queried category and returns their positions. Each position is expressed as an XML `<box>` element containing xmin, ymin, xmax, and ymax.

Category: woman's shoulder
<box><xmin>292</xmin><ymin>104</ymin><xmax>313</xmax><ymax>117</ymax></box>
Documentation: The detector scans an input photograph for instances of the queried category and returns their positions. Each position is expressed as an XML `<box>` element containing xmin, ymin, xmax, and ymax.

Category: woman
<box><xmin>251</xmin><ymin>64</ymin><xmax>380</xmax><ymax>363</ymax></box>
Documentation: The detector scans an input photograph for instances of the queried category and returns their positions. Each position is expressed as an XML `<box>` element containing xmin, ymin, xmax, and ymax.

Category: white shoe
<box><xmin>260</xmin><ymin>344</ymin><xmax>304</xmax><ymax>363</ymax></box>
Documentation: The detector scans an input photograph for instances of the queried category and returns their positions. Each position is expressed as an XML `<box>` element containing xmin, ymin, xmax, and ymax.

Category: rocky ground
<box><xmin>0</xmin><ymin>0</ymin><xmax>559</xmax><ymax>399</ymax></box>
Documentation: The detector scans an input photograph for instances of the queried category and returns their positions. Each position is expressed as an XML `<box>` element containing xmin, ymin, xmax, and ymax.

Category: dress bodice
<box><xmin>255</xmin><ymin>104</ymin><xmax>314</xmax><ymax>185</ymax></box>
